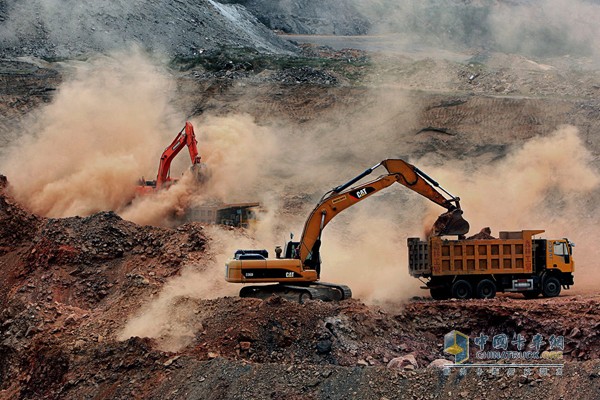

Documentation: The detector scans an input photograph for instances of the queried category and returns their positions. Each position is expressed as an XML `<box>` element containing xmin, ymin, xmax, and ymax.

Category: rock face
<box><xmin>0</xmin><ymin>0</ymin><xmax>297</xmax><ymax>59</ymax></box>
<box><xmin>224</xmin><ymin>0</ymin><xmax>371</xmax><ymax>35</ymax></box>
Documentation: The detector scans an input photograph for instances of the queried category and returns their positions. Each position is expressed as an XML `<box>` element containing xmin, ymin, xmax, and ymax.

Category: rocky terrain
<box><xmin>1</xmin><ymin>180</ymin><xmax>600</xmax><ymax>399</ymax></box>
<box><xmin>2</xmin><ymin>0</ymin><xmax>600</xmax><ymax>399</ymax></box>
<box><xmin>224</xmin><ymin>0</ymin><xmax>371</xmax><ymax>35</ymax></box>
<box><xmin>0</xmin><ymin>0</ymin><xmax>297</xmax><ymax>59</ymax></box>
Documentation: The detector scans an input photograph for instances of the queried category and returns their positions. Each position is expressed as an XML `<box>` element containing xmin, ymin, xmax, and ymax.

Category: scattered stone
<box><xmin>427</xmin><ymin>359</ymin><xmax>453</xmax><ymax>369</ymax></box>
<box><xmin>63</xmin><ymin>314</ymin><xmax>77</xmax><ymax>326</ymax></box>
<box><xmin>387</xmin><ymin>354</ymin><xmax>419</xmax><ymax>370</ymax></box>
<box><xmin>239</xmin><ymin>341</ymin><xmax>251</xmax><ymax>351</ymax></box>
<box><xmin>316</xmin><ymin>339</ymin><xmax>332</xmax><ymax>354</ymax></box>
<box><xmin>164</xmin><ymin>356</ymin><xmax>181</xmax><ymax>367</ymax></box>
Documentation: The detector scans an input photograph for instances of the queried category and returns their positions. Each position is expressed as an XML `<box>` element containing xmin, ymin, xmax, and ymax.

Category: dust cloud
<box><xmin>190</xmin><ymin>114</ymin><xmax>279</xmax><ymax>202</ymax></box>
<box><xmin>422</xmin><ymin>126</ymin><xmax>600</xmax><ymax>290</ymax></box>
<box><xmin>0</xmin><ymin>49</ymin><xmax>182</xmax><ymax>218</ymax></box>
<box><xmin>319</xmin><ymin>199</ymin><xmax>425</xmax><ymax>303</ymax></box>
<box><xmin>119</xmin><ymin>84</ymin><xmax>600</xmax><ymax>349</ymax></box>
<box><xmin>119</xmin><ymin>112</ymin><xmax>281</xmax><ymax>226</ymax></box>
<box><xmin>0</xmin><ymin>50</ymin><xmax>282</xmax><ymax>227</ymax></box>
<box><xmin>353</xmin><ymin>0</ymin><xmax>600</xmax><ymax>61</ymax></box>
<box><xmin>120</xmin><ymin>171</ymin><xmax>200</xmax><ymax>227</ymax></box>
<box><xmin>118</xmin><ymin>226</ymin><xmax>253</xmax><ymax>351</ymax></box>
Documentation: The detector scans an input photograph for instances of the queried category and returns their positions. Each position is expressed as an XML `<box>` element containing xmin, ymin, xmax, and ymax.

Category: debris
<box><xmin>316</xmin><ymin>339</ymin><xmax>332</xmax><ymax>354</ymax></box>
<box><xmin>163</xmin><ymin>356</ymin><xmax>181</xmax><ymax>367</ymax></box>
<box><xmin>467</xmin><ymin>227</ymin><xmax>496</xmax><ymax>240</ymax></box>
<box><xmin>239</xmin><ymin>341</ymin><xmax>251</xmax><ymax>351</ymax></box>
<box><xmin>427</xmin><ymin>359</ymin><xmax>453</xmax><ymax>369</ymax></box>
<box><xmin>387</xmin><ymin>354</ymin><xmax>418</xmax><ymax>370</ymax></box>
<box><xmin>415</xmin><ymin>126</ymin><xmax>458</xmax><ymax>136</ymax></box>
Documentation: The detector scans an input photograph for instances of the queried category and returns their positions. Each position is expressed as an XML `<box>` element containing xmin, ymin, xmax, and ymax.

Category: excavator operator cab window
<box><xmin>284</xmin><ymin>241</ymin><xmax>300</xmax><ymax>259</ymax></box>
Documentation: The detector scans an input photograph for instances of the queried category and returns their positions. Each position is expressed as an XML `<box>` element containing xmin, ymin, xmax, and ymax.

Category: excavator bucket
<box><xmin>190</xmin><ymin>163</ymin><xmax>210</xmax><ymax>184</ymax></box>
<box><xmin>432</xmin><ymin>209</ymin><xmax>470</xmax><ymax>236</ymax></box>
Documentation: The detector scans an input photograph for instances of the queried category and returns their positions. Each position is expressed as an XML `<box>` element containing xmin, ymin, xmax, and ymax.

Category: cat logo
<box><xmin>285</xmin><ymin>272</ymin><xmax>294</xmax><ymax>278</ymax></box>
<box><xmin>245</xmin><ymin>272</ymin><xmax>254</xmax><ymax>277</ymax></box>
<box><xmin>350</xmin><ymin>186</ymin><xmax>375</xmax><ymax>199</ymax></box>
<box><xmin>356</xmin><ymin>188</ymin><xmax>368</xmax><ymax>198</ymax></box>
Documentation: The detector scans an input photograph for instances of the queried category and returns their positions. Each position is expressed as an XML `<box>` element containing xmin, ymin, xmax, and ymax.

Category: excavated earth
<box><xmin>2</xmin><ymin>9</ymin><xmax>600</xmax><ymax>397</ymax></box>
<box><xmin>0</xmin><ymin>177</ymin><xmax>599</xmax><ymax>399</ymax></box>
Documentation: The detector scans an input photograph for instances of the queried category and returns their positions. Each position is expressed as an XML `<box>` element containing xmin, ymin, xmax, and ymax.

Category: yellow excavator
<box><xmin>225</xmin><ymin>159</ymin><xmax>470</xmax><ymax>302</ymax></box>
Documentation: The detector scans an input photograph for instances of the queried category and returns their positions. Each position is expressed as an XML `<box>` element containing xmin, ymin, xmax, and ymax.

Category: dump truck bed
<box><xmin>408</xmin><ymin>230</ymin><xmax>544</xmax><ymax>277</ymax></box>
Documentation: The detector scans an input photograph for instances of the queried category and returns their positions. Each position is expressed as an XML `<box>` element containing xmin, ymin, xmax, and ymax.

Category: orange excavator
<box><xmin>136</xmin><ymin>121</ymin><xmax>206</xmax><ymax>195</ymax></box>
<box><xmin>225</xmin><ymin>159</ymin><xmax>470</xmax><ymax>302</ymax></box>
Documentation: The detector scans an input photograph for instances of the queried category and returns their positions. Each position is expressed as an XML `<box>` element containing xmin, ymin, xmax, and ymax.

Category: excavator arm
<box><xmin>156</xmin><ymin>122</ymin><xmax>201</xmax><ymax>187</ymax></box>
<box><xmin>298</xmin><ymin>159</ymin><xmax>469</xmax><ymax>265</ymax></box>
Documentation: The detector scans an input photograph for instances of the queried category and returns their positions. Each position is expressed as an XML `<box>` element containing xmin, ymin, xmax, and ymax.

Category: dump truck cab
<box><xmin>545</xmin><ymin>239</ymin><xmax>574</xmax><ymax>274</ymax></box>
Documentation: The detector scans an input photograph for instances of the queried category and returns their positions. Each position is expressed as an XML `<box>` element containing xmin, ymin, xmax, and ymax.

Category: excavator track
<box><xmin>311</xmin><ymin>282</ymin><xmax>352</xmax><ymax>300</ymax></box>
<box><xmin>239</xmin><ymin>283</ymin><xmax>352</xmax><ymax>303</ymax></box>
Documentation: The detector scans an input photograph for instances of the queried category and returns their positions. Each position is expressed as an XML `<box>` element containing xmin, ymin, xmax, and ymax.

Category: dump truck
<box><xmin>408</xmin><ymin>229</ymin><xmax>575</xmax><ymax>299</ymax></box>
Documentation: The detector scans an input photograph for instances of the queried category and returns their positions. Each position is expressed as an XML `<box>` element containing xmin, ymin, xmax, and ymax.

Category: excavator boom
<box><xmin>135</xmin><ymin>121</ymin><xmax>206</xmax><ymax>197</ymax></box>
<box><xmin>298</xmin><ymin>159</ymin><xmax>469</xmax><ymax>264</ymax></box>
<box><xmin>156</xmin><ymin>122</ymin><xmax>201</xmax><ymax>187</ymax></box>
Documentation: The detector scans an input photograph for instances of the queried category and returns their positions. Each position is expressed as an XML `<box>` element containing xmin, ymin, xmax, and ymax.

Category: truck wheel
<box><xmin>542</xmin><ymin>277</ymin><xmax>561</xmax><ymax>298</ymax></box>
<box><xmin>475</xmin><ymin>279</ymin><xmax>496</xmax><ymax>299</ymax></box>
<box><xmin>522</xmin><ymin>290</ymin><xmax>540</xmax><ymax>299</ymax></box>
<box><xmin>430</xmin><ymin>287</ymin><xmax>450</xmax><ymax>300</ymax></box>
<box><xmin>451</xmin><ymin>280</ymin><xmax>473</xmax><ymax>299</ymax></box>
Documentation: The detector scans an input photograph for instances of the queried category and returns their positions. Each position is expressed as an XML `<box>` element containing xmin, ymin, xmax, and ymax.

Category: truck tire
<box><xmin>542</xmin><ymin>276</ymin><xmax>561</xmax><ymax>298</ymax></box>
<box><xmin>475</xmin><ymin>279</ymin><xmax>496</xmax><ymax>299</ymax></box>
<box><xmin>451</xmin><ymin>280</ymin><xmax>473</xmax><ymax>299</ymax></box>
<box><xmin>430</xmin><ymin>287</ymin><xmax>450</xmax><ymax>300</ymax></box>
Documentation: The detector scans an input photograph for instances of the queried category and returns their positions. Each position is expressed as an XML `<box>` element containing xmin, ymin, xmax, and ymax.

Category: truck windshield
<box><xmin>554</xmin><ymin>242</ymin><xmax>568</xmax><ymax>256</ymax></box>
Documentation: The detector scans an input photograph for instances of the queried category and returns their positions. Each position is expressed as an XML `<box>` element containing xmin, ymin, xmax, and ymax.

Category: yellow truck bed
<box><xmin>408</xmin><ymin>230</ymin><xmax>544</xmax><ymax>277</ymax></box>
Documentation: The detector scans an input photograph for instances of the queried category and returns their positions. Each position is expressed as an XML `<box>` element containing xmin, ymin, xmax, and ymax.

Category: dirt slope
<box><xmin>0</xmin><ymin>0</ymin><xmax>297</xmax><ymax>59</ymax></box>
<box><xmin>1</xmin><ymin>177</ymin><xmax>599</xmax><ymax>399</ymax></box>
